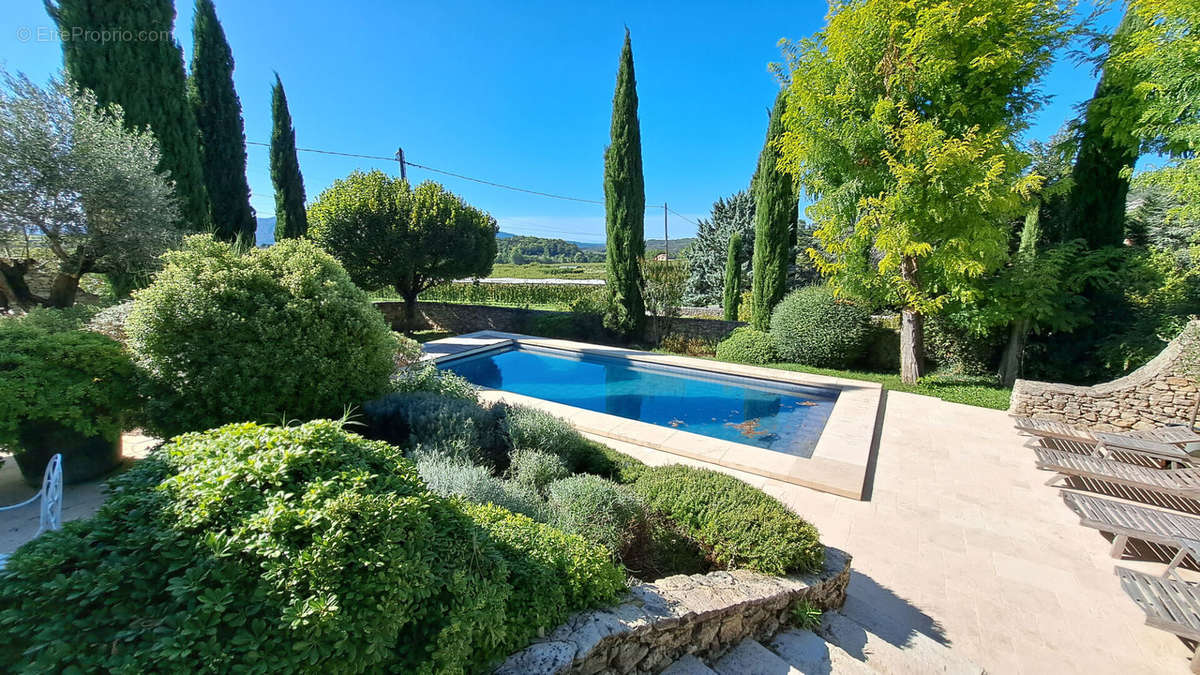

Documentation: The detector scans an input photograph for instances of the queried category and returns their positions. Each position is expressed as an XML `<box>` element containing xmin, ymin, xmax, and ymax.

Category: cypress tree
<box><xmin>270</xmin><ymin>74</ymin><xmax>308</xmax><ymax>240</ymax></box>
<box><xmin>750</xmin><ymin>91</ymin><xmax>797</xmax><ymax>331</ymax></box>
<box><xmin>1063</xmin><ymin>8</ymin><xmax>1143</xmax><ymax>248</ymax></box>
<box><xmin>723</xmin><ymin>232</ymin><xmax>742</xmax><ymax>322</ymax></box>
<box><xmin>189</xmin><ymin>0</ymin><xmax>255</xmax><ymax>243</ymax></box>
<box><xmin>602</xmin><ymin>29</ymin><xmax>646</xmax><ymax>339</ymax></box>
<box><xmin>49</xmin><ymin>0</ymin><xmax>209</xmax><ymax>232</ymax></box>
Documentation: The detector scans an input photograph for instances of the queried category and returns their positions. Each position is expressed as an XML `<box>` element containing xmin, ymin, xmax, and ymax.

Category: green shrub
<box><xmin>14</xmin><ymin>305</ymin><xmax>99</xmax><ymax>332</ymax></box>
<box><xmin>592</xmin><ymin>443</ymin><xmax>648</xmax><ymax>484</ymax></box>
<box><xmin>715</xmin><ymin>327</ymin><xmax>776</xmax><ymax>364</ymax></box>
<box><xmin>506</xmin><ymin>406</ymin><xmax>606</xmax><ymax>472</ymax></box>
<box><xmin>393</xmin><ymin>333</ymin><xmax>423</xmax><ymax>369</ymax></box>
<box><xmin>924</xmin><ymin>312</ymin><xmax>1003</xmax><ymax>376</ymax></box>
<box><xmin>508</xmin><ymin>448</ymin><xmax>570</xmax><ymax>495</ymax></box>
<box><xmin>769</xmin><ymin>285</ymin><xmax>871</xmax><ymax>368</ymax></box>
<box><xmin>126</xmin><ymin>236</ymin><xmax>398</xmax><ymax>437</ymax></box>
<box><xmin>0</xmin><ymin>420</ymin><xmax>625</xmax><ymax>673</ymax></box>
<box><xmin>415</xmin><ymin>452</ymin><xmax>548</xmax><ymax>521</ymax></box>
<box><xmin>632</xmin><ymin>465</ymin><xmax>823</xmax><ymax>575</ymax></box>
<box><xmin>362</xmin><ymin>392</ymin><xmax>508</xmax><ymax>470</ymax></box>
<box><xmin>0</xmin><ymin>319</ymin><xmax>139</xmax><ymax>454</ymax></box>
<box><xmin>464</xmin><ymin>502</ymin><xmax>626</xmax><ymax>636</ymax></box>
<box><xmin>390</xmin><ymin>362</ymin><xmax>478</xmax><ymax>401</ymax></box>
<box><xmin>547</xmin><ymin>475</ymin><xmax>650</xmax><ymax>561</ymax></box>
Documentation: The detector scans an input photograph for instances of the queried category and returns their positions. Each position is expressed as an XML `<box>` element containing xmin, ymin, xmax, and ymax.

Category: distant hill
<box><xmin>256</xmin><ymin>220</ymin><xmax>690</xmax><ymax>257</ymax></box>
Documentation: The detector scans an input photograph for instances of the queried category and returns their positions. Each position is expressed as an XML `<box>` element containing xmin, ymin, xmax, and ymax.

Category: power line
<box><xmin>666</xmin><ymin>206</ymin><xmax>700</xmax><ymax>228</ymax></box>
<box><xmin>247</xmin><ymin>140</ymin><xmax>603</xmax><ymax>205</ymax></box>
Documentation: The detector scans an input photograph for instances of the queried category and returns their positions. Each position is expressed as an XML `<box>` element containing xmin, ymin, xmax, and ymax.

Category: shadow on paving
<box><xmin>840</xmin><ymin>570</ymin><xmax>950</xmax><ymax>650</ymax></box>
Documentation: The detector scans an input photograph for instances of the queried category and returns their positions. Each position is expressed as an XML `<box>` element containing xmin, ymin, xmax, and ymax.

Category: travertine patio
<box><xmin>0</xmin><ymin>391</ymin><xmax>1191</xmax><ymax>672</ymax></box>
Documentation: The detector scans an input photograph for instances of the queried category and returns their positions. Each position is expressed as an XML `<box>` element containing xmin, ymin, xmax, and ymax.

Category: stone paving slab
<box><xmin>585</xmin><ymin>390</ymin><xmax>1196</xmax><ymax>674</ymax></box>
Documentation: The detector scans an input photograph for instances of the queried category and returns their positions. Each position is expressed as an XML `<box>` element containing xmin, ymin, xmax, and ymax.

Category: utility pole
<box><xmin>395</xmin><ymin>147</ymin><xmax>407</xmax><ymax>181</ymax></box>
<box><xmin>663</xmin><ymin>202</ymin><xmax>669</xmax><ymax>260</ymax></box>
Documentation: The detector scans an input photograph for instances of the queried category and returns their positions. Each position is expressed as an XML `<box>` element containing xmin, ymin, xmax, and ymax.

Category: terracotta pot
<box><xmin>13</xmin><ymin>420</ymin><xmax>123</xmax><ymax>487</ymax></box>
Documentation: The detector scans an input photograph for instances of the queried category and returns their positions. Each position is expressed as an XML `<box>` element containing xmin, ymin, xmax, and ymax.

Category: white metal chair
<box><xmin>0</xmin><ymin>453</ymin><xmax>63</xmax><ymax>570</ymax></box>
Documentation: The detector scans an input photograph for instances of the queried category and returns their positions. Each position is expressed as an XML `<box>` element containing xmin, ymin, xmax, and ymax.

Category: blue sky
<box><xmin>4</xmin><ymin>1</ymin><xmax>1117</xmax><ymax>244</ymax></box>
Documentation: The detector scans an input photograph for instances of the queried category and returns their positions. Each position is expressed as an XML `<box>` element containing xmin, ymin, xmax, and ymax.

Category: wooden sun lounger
<box><xmin>1029</xmin><ymin>434</ymin><xmax>1197</xmax><ymax>467</ymax></box>
<box><xmin>1117</xmin><ymin>539</ymin><xmax>1200</xmax><ymax>672</ymax></box>
<box><xmin>1013</xmin><ymin>416</ymin><xmax>1200</xmax><ymax>447</ymax></box>
<box><xmin>1061</xmin><ymin>491</ymin><xmax>1200</xmax><ymax>557</ymax></box>
<box><xmin>1035</xmin><ymin>446</ymin><xmax>1200</xmax><ymax>499</ymax></box>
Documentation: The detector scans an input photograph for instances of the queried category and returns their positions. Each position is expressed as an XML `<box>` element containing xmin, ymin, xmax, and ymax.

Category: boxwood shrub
<box><xmin>769</xmin><ymin>285</ymin><xmax>871</xmax><ymax>368</ymax></box>
<box><xmin>126</xmin><ymin>236</ymin><xmax>399</xmax><ymax>438</ymax></box>
<box><xmin>715</xmin><ymin>327</ymin><xmax>776</xmax><ymax>365</ymax></box>
<box><xmin>632</xmin><ymin>465</ymin><xmax>823</xmax><ymax>575</ymax></box>
<box><xmin>0</xmin><ymin>420</ymin><xmax>623</xmax><ymax>673</ymax></box>
<box><xmin>0</xmin><ymin>318</ymin><xmax>140</xmax><ymax>471</ymax></box>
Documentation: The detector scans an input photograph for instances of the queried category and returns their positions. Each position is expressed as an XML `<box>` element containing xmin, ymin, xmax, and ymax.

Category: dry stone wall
<box><xmin>1009</xmin><ymin>320</ymin><xmax>1200</xmax><ymax>430</ymax></box>
<box><xmin>374</xmin><ymin>301</ymin><xmax>742</xmax><ymax>345</ymax></box>
<box><xmin>494</xmin><ymin>546</ymin><xmax>851</xmax><ymax>675</ymax></box>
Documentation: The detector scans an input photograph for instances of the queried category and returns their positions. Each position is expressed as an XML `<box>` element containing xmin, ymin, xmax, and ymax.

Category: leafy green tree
<box><xmin>1063</xmin><ymin>8</ymin><xmax>1145</xmax><ymax>248</ymax></box>
<box><xmin>750</xmin><ymin>91</ymin><xmax>797</xmax><ymax>331</ymax></box>
<box><xmin>189</xmin><ymin>0</ymin><xmax>255</xmax><ymax>243</ymax></box>
<box><xmin>270</xmin><ymin>74</ymin><xmax>308</xmax><ymax>240</ymax></box>
<box><xmin>1111</xmin><ymin>0</ymin><xmax>1200</xmax><ymax>226</ymax></box>
<box><xmin>307</xmin><ymin>170</ymin><xmax>497</xmax><ymax>326</ymax></box>
<box><xmin>0</xmin><ymin>73</ymin><xmax>181</xmax><ymax>308</ymax></box>
<box><xmin>778</xmin><ymin>0</ymin><xmax>1072</xmax><ymax>383</ymax></box>
<box><xmin>48</xmin><ymin>0</ymin><xmax>208</xmax><ymax>233</ymax></box>
<box><xmin>684</xmin><ymin>191</ymin><xmax>755</xmax><ymax>306</ymax></box>
<box><xmin>602</xmin><ymin>29</ymin><xmax>646</xmax><ymax>339</ymax></box>
<box><xmin>723</xmin><ymin>232</ymin><xmax>743</xmax><ymax>322</ymax></box>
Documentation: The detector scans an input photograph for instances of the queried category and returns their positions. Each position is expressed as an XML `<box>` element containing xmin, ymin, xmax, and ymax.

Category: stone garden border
<box><xmin>495</xmin><ymin>546</ymin><xmax>852</xmax><ymax>674</ymax></box>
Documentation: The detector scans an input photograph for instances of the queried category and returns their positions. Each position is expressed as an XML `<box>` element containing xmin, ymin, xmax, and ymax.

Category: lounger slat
<box><xmin>1061</xmin><ymin>492</ymin><xmax>1200</xmax><ymax>547</ymax></box>
<box><xmin>1117</xmin><ymin>568</ymin><xmax>1200</xmax><ymax>642</ymax></box>
<box><xmin>1035</xmin><ymin>447</ymin><xmax>1200</xmax><ymax>498</ymax></box>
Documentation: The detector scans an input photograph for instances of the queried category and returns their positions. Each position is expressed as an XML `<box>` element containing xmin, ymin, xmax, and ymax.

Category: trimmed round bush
<box><xmin>415</xmin><ymin>451</ymin><xmax>548</xmax><ymax>521</ymax></box>
<box><xmin>632</xmin><ymin>464</ymin><xmax>824</xmax><ymax>575</ymax></box>
<box><xmin>126</xmin><ymin>236</ymin><xmax>399</xmax><ymax>437</ymax></box>
<box><xmin>362</xmin><ymin>391</ymin><xmax>508</xmax><ymax>470</ymax></box>
<box><xmin>547</xmin><ymin>474</ymin><xmax>650</xmax><ymax>560</ymax></box>
<box><xmin>715</xmin><ymin>327</ymin><xmax>776</xmax><ymax>365</ymax></box>
<box><xmin>390</xmin><ymin>363</ymin><xmax>479</xmax><ymax>401</ymax></box>
<box><xmin>505</xmin><ymin>406</ymin><xmax>615</xmax><ymax>475</ymax></box>
<box><xmin>0</xmin><ymin>318</ymin><xmax>139</xmax><ymax>481</ymax></box>
<box><xmin>0</xmin><ymin>420</ymin><xmax>623</xmax><ymax>673</ymax></box>
<box><xmin>508</xmin><ymin>448</ymin><xmax>570</xmax><ymax>494</ymax></box>
<box><xmin>769</xmin><ymin>285</ymin><xmax>871</xmax><ymax>368</ymax></box>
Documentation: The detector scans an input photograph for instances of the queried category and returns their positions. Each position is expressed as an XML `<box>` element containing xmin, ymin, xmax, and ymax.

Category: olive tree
<box><xmin>307</xmin><ymin>170</ymin><xmax>497</xmax><ymax>326</ymax></box>
<box><xmin>777</xmin><ymin>0</ymin><xmax>1072</xmax><ymax>383</ymax></box>
<box><xmin>0</xmin><ymin>71</ymin><xmax>180</xmax><ymax>309</ymax></box>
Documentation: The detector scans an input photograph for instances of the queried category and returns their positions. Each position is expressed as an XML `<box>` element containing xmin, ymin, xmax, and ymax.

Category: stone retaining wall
<box><xmin>1009</xmin><ymin>320</ymin><xmax>1200</xmax><ymax>430</ymax></box>
<box><xmin>494</xmin><ymin>546</ymin><xmax>852</xmax><ymax>675</ymax></box>
<box><xmin>375</xmin><ymin>301</ymin><xmax>742</xmax><ymax>345</ymax></box>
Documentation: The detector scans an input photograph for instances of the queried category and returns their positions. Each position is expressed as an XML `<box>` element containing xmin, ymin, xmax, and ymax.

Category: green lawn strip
<box><xmin>761</xmin><ymin>362</ymin><xmax>1011</xmax><ymax>410</ymax></box>
<box><xmin>488</xmin><ymin>262</ymin><xmax>607</xmax><ymax>279</ymax></box>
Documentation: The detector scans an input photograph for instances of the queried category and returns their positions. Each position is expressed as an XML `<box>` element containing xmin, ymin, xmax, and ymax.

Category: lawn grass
<box><xmin>760</xmin><ymin>362</ymin><xmax>1012</xmax><ymax>410</ymax></box>
<box><xmin>488</xmin><ymin>262</ymin><xmax>606</xmax><ymax>280</ymax></box>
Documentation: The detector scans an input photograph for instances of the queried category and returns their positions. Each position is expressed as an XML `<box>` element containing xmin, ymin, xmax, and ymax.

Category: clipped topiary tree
<box><xmin>715</xmin><ymin>326</ymin><xmax>776</xmax><ymax>365</ymax></box>
<box><xmin>126</xmin><ymin>235</ymin><xmax>399</xmax><ymax>437</ymax></box>
<box><xmin>769</xmin><ymin>285</ymin><xmax>871</xmax><ymax>368</ymax></box>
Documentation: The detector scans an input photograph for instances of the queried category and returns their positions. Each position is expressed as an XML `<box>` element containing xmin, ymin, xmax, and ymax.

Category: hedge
<box><xmin>632</xmin><ymin>464</ymin><xmax>823</xmax><ymax>575</ymax></box>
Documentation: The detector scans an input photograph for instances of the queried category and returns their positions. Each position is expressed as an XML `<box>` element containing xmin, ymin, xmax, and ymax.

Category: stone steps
<box><xmin>661</xmin><ymin>608</ymin><xmax>984</xmax><ymax>675</ymax></box>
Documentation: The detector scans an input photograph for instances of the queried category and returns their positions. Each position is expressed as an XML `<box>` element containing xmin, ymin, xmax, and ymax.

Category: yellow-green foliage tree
<box><xmin>777</xmin><ymin>0</ymin><xmax>1072</xmax><ymax>383</ymax></box>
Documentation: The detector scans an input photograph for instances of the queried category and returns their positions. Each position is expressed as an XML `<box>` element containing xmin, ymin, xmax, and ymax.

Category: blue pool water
<box><xmin>439</xmin><ymin>346</ymin><xmax>838</xmax><ymax>457</ymax></box>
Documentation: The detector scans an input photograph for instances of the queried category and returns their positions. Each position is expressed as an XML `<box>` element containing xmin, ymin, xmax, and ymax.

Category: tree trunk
<box><xmin>898</xmin><ymin>255</ymin><xmax>925</xmax><ymax>384</ymax></box>
<box><xmin>900</xmin><ymin>308</ymin><xmax>926</xmax><ymax>384</ymax></box>
<box><xmin>401</xmin><ymin>287</ymin><xmax>420</xmax><ymax>332</ymax></box>
<box><xmin>47</xmin><ymin>272</ymin><xmax>82</xmax><ymax>309</ymax></box>
<box><xmin>998</xmin><ymin>318</ymin><xmax>1031</xmax><ymax>388</ymax></box>
<box><xmin>0</xmin><ymin>258</ymin><xmax>41</xmax><ymax>308</ymax></box>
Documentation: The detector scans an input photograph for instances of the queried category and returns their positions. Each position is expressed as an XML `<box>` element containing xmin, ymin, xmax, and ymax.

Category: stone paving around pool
<box><xmin>0</xmin><ymin>391</ymin><xmax>1192</xmax><ymax>672</ymax></box>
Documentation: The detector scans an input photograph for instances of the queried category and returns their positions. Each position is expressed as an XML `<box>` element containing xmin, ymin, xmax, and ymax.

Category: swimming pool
<box><xmin>439</xmin><ymin>345</ymin><xmax>839</xmax><ymax>458</ymax></box>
